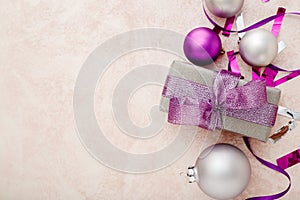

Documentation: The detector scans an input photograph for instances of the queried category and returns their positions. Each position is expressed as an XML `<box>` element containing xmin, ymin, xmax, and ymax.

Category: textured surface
<box><xmin>1</xmin><ymin>0</ymin><xmax>300</xmax><ymax>199</ymax></box>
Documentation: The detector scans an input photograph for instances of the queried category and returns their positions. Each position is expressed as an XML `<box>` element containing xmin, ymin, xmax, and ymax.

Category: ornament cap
<box><xmin>187</xmin><ymin>166</ymin><xmax>197</xmax><ymax>183</ymax></box>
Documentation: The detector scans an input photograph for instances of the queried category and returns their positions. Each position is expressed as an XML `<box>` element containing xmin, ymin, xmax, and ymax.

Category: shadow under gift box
<box><xmin>160</xmin><ymin>60</ymin><xmax>281</xmax><ymax>142</ymax></box>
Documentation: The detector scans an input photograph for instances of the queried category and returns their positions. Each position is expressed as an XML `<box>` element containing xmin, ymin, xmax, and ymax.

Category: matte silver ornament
<box><xmin>187</xmin><ymin>144</ymin><xmax>251</xmax><ymax>200</ymax></box>
<box><xmin>205</xmin><ymin>0</ymin><xmax>244</xmax><ymax>18</ymax></box>
<box><xmin>239</xmin><ymin>29</ymin><xmax>278</xmax><ymax>67</ymax></box>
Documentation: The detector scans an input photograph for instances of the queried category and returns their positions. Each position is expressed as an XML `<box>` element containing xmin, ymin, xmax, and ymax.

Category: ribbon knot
<box><xmin>212</xmin><ymin>104</ymin><xmax>223</xmax><ymax>112</ymax></box>
<box><xmin>162</xmin><ymin>70</ymin><xmax>277</xmax><ymax>130</ymax></box>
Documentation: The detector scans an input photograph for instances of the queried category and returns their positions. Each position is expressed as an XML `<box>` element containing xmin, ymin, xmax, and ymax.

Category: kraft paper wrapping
<box><xmin>160</xmin><ymin>60</ymin><xmax>281</xmax><ymax>142</ymax></box>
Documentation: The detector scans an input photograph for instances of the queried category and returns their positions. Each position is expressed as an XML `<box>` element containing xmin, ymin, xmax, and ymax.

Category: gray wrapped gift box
<box><xmin>160</xmin><ymin>60</ymin><xmax>281</xmax><ymax>142</ymax></box>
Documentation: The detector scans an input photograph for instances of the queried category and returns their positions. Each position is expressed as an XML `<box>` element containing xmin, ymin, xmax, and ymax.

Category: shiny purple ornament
<box><xmin>184</xmin><ymin>27</ymin><xmax>222</xmax><ymax>66</ymax></box>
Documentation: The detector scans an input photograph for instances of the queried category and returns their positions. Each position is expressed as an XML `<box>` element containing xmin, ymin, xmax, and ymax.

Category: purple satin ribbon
<box><xmin>277</xmin><ymin>149</ymin><xmax>300</xmax><ymax>170</ymax></box>
<box><xmin>252</xmin><ymin>67</ymin><xmax>262</xmax><ymax>81</ymax></box>
<box><xmin>162</xmin><ymin>70</ymin><xmax>278</xmax><ymax>130</ymax></box>
<box><xmin>244</xmin><ymin>137</ymin><xmax>291</xmax><ymax>200</ymax></box>
<box><xmin>227</xmin><ymin>50</ymin><xmax>241</xmax><ymax>74</ymax></box>
<box><xmin>226</xmin><ymin>59</ymin><xmax>300</xmax><ymax>87</ymax></box>
<box><xmin>262</xmin><ymin>64</ymin><xmax>300</xmax><ymax>87</ymax></box>
<box><xmin>222</xmin><ymin>16</ymin><xmax>235</xmax><ymax>37</ymax></box>
<box><xmin>271</xmin><ymin>7</ymin><xmax>286</xmax><ymax>37</ymax></box>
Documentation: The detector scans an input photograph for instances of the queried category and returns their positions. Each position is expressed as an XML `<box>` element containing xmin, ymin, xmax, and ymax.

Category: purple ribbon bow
<box><xmin>162</xmin><ymin>70</ymin><xmax>278</xmax><ymax>130</ymax></box>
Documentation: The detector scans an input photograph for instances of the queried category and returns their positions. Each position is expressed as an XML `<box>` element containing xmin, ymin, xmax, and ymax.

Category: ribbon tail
<box><xmin>252</xmin><ymin>67</ymin><xmax>261</xmax><ymax>80</ymax></box>
<box><xmin>244</xmin><ymin>137</ymin><xmax>291</xmax><ymax>200</ymax></box>
<box><xmin>271</xmin><ymin>7</ymin><xmax>286</xmax><ymax>38</ymax></box>
<box><xmin>261</xmin><ymin>66</ymin><xmax>278</xmax><ymax>86</ymax></box>
<box><xmin>216</xmin><ymin>110</ymin><xmax>223</xmax><ymax>130</ymax></box>
<box><xmin>262</xmin><ymin>64</ymin><xmax>300</xmax><ymax>87</ymax></box>
<box><xmin>222</xmin><ymin>16</ymin><xmax>235</xmax><ymax>37</ymax></box>
<box><xmin>208</xmin><ymin>110</ymin><xmax>223</xmax><ymax>131</ymax></box>
<box><xmin>227</xmin><ymin>51</ymin><xmax>241</xmax><ymax>74</ymax></box>
<box><xmin>273</xmin><ymin>71</ymin><xmax>300</xmax><ymax>87</ymax></box>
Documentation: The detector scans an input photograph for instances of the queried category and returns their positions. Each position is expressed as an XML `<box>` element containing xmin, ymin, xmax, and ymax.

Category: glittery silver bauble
<box><xmin>187</xmin><ymin>144</ymin><xmax>251</xmax><ymax>200</ymax></box>
<box><xmin>239</xmin><ymin>29</ymin><xmax>278</xmax><ymax>67</ymax></box>
<box><xmin>205</xmin><ymin>0</ymin><xmax>244</xmax><ymax>18</ymax></box>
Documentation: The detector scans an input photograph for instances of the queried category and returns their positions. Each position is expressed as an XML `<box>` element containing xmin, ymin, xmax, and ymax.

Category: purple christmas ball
<box><xmin>184</xmin><ymin>27</ymin><xmax>222</xmax><ymax>66</ymax></box>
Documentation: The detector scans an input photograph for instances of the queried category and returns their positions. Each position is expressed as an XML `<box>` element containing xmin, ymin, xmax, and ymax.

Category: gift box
<box><xmin>160</xmin><ymin>60</ymin><xmax>281</xmax><ymax>142</ymax></box>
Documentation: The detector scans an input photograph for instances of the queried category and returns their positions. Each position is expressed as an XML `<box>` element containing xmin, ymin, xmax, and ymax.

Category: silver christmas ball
<box><xmin>187</xmin><ymin>144</ymin><xmax>251</xmax><ymax>200</ymax></box>
<box><xmin>239</xmin><ymin>29</ymin><xmax>278</xmax><ymax>67</ymax></box>
<box><xmin>205</xmin><ymin>0</ymin><xmax>244</xmax><ymax>18</ymax></box>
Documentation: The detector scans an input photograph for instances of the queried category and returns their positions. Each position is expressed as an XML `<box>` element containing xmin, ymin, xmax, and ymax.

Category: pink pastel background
<box><xmin>1</xmin><ymin>0</ymin><xmax>300</xmax><ymax>199</ymax></box>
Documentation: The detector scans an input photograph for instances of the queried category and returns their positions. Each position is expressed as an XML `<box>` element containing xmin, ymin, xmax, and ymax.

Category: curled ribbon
<box><xmin>227</xmin><ymin>7</ymin><xmax>286</xmax><ymax>78</ymax></box>
<box><xmin>244</xmin><ymin>137</ymin><xmax>291</xmax><ymax>200</ymax></box>
<box><xmin>162</xmin><ymin>70</ymin><xmax>277</xmax><ymax>130</ymax></box>
<box><xmin>225</xmin><ymin>7</ymin><xmax>299</xmax><ymax>88</ymax></box>
<box><xmin>204</xmin><ymin>3</ymin><xmax>300</xmax><ymax>87</ymax></box>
